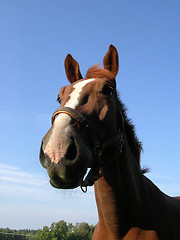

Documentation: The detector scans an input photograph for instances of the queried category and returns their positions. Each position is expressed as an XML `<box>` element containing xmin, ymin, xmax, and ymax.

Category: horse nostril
<box><xmin>40</xmin><ymin>142</ymin><xmax>51</xmax><ymax>169</ymax></box>
<box><xmin>65</xmin><ymin>137</ymin><xmax>77</xmax><ymax>160</ymax></box>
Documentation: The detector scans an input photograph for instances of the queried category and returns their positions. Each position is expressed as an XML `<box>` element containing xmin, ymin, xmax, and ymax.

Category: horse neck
<box><xmin>104</xmin><ymin>131</ymin><xmax>147</xmax><ymax>208</ymax></box>
<box><xmin>94</xmin><ymin>132</ymin><xmax>149</xmax><ymax>238</ymax></box>
<box><xmin>94</xmin><ymin>130</ymin><xmax>180</xmax><ymax>239</ymax></box>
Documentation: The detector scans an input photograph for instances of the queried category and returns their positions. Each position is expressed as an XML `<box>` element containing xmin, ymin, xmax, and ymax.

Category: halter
<box><xmin>52</xmin><ymin>106</ymin><xmax>124</xmax><ymax>193</ymax></box>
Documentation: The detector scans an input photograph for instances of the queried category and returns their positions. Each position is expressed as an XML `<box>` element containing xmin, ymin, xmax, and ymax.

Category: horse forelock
<box><xmin>85</xmin><ymin>65</ymin><xmax>115</xmax><ymax>81</ymax></box>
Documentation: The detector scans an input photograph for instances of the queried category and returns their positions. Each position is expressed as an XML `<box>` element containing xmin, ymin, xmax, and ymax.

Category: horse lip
<box><xmin>50</xmin><ymin>179</ymin><xmax>63</xmax><ymax>189</ymax></box>
<box><xmin>50</xmin><ymin>178</ymin><xmax>80</xmax><ymax>189</ymax></box>
<box><xmin>49</xmin><ymin>170</ymin><xmax>86</xmax><ymax>189</ymax></box>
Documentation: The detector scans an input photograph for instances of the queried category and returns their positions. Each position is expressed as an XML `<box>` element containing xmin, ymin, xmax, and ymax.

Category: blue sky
<box><xmin>0</xmin><ymin>0</ymin><xmax>180</xmax><ymax>230</ymax></box>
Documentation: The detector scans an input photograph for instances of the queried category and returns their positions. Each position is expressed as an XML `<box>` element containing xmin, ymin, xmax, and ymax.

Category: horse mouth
<box><xmin>47</xmin><ymin>165</ymin><xmax>87</xmax><ymax>189</ymax></box>
<box><xmin>49</xmin><ymin>174</ymin><xmax>84</xmax><ymax>189</ymax></box>
<box><xmin>44</xmin><ymin>153</ymin><xmax>89</xmax><ymax>189</ymax></box>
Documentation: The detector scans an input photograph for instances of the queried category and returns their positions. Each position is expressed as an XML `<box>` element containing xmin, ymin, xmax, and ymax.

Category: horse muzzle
<box><xmin>39</xmin><ymin>117</ymin><xmax>93</xmax><ymax>189</ymax></box>
<box><xmin>40</xmin><ymin>139</ymin><xmax>92</xmax><ymax>189</ymax></box>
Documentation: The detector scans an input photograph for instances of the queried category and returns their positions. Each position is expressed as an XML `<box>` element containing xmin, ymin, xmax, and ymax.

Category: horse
<box><xmin>40</xmin><ymin>45</ymin><xmax>180</xmax><ymax>240</ymax></box>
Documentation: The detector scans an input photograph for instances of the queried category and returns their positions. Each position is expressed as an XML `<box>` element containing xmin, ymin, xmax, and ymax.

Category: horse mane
<box><xmin>117</xmin><ymin>99</ymin><xmax>148</xmax><ymax>173</ymax></box>
<box><xmin>86</xmin><ymin>65</ymin><xmax>148</xmax><ymax>174</ymax></box>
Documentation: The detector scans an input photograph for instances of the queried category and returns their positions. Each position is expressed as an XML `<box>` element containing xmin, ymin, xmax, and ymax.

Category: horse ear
<box><xmin>64</xmin><ymin>54</ymin><xmax>83</xmax><ymax>83</ymax></box>
<box><xmin>103</xmin><ymin>45</ymin><xmax>119</xmax><ymax>78</ymax></box>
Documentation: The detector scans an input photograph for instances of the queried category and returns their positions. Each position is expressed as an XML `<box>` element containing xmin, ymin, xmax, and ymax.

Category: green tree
<box><xmin>73</xmin><ymin>222</ymin><xmax>93</xmax><ymax>240</ymax></box>
<box><xmin>1</xmin><ymin>220</ymin><xmax>95</xmax><ymax>240</ymax></box>
<box><xmin>50</xmin><ymin>220</ymin><xmax>68</xmax><ymax>240</ymax></box>
<box><xmin>32</xmin><ymin>226</ymin><xmax>51</xmax><ymax>240</ymax></box>
<box><xmin>88</xmin><ymin>224</ymin><xmax>95</xmax><ymax>239</ymax></box>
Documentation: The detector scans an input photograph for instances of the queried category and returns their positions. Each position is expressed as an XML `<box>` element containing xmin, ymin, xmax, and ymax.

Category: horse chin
<box><xmin>46</xmin><ymin>160</ymin><xmax>88</xmax><ymax>190</ymax></box>
<box><xmin>49</xmin><ymin>173</ymin><xmax>85</xmax><ymax>189</ymax></box>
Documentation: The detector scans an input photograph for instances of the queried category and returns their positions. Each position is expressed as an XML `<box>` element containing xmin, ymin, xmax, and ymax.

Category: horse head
<box><xmin>40</xmin><ymin>45</ymin><xmax>122</xmax><ymax>190</ymax></box>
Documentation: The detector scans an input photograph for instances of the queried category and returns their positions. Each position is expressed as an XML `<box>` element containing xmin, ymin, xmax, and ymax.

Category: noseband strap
<box><xmin>51</xmin><ymin>106</ymin><xmax>124</xmax><ymax>193</ymax></box>
<box><xmin>52</xmin><ymin>107</ymin><xmax>89</xmax><ymax>128</ymax></box>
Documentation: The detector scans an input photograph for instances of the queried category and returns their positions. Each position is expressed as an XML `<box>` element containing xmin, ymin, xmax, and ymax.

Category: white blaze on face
<box><xmin>44</xmin><ymin>79</ymin><xmax>95</xmax><ymax>164</ymax></box>
<box><xmin>64</xmin><ymin>78</ymin><xmax>95</xmax><ymax>108</ymax></box>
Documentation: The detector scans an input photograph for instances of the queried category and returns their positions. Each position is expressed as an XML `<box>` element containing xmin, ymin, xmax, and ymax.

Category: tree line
<box><xmin>0</xmin><ymin>221</ymin><xmax>95</xmax><ymax>240</ymax></box>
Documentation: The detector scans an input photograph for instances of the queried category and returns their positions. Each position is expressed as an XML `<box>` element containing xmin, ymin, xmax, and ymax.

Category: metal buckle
<box><xmin>81</xmin><ymin>185</ymin><xmax>87</xmax><ymax>193</ymax></box>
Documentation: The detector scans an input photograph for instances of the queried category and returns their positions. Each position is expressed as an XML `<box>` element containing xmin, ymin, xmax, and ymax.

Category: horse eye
<box><xmin>101</xmin><ymin>85</ymin><xmax>114</xmax><ymax>97</ymax></box>
<box><xmin>80</xmin><ymin>95</ymin><xmax>89</xmax><ymax>105</ymax></box>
